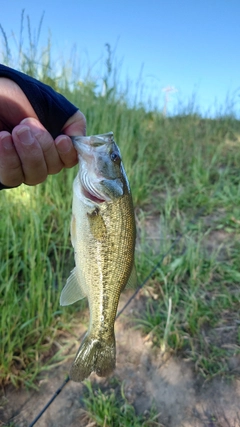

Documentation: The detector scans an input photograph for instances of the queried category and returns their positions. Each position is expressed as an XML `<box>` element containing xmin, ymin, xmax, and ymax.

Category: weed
<box><xmin>82</xmin><ymin>380</ymin><xmax>162</xmax><ymax>426</ymax></box>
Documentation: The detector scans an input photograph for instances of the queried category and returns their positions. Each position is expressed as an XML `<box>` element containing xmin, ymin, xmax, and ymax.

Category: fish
<box><xmin>60</xmin><ymin>132</ymin><xmax>136</xmax><ymax>382</ymax></box>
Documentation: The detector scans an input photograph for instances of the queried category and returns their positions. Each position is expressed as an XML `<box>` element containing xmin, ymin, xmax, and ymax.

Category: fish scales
<box><xmin>74</xmin><ymin>187</ymin><xmax>135</xmax><ymax>339</ymax></box>
<box><xmin>60</xmin><ymin>132</ymin><xmax>136</xmax><ymax>382</ymax></box>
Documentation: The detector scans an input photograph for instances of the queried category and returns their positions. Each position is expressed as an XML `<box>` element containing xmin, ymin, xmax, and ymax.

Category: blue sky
<box><xmin>1</xmin><ymin>0</ymin><xmax>240</xmax><ymax>116</ymax></box>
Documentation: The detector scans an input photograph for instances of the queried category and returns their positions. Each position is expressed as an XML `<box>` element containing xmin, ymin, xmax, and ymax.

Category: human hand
<box><xmin>0</xmin><ymin>74</ymin><xmax>86</xmax><ymax>188</ymax></box>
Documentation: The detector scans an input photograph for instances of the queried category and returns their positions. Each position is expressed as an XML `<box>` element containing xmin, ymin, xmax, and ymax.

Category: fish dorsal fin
<box><xmin>125</xmin><ymin>263</ymin><xmax>138</xmax><ymax>289</ymax></box>
<box><xmin>60</xmin><ymin>267</ymin><xmax>87</xmax><ymax>306</ymax></box>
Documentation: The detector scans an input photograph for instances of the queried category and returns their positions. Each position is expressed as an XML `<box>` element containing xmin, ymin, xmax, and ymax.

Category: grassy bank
<box><xmin>1</xmin><ymin>11</ymin><xmax>240</xmax><ymax>404</ymax></box>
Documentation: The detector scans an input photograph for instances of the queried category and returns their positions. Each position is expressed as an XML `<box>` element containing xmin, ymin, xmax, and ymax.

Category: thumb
<box><xmin>62</xmin><ymin>110</ymin><xmax>86</xmax><ymax>137</ymax></box>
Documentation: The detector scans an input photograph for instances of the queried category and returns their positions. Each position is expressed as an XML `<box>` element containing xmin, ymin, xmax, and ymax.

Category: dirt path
<box><xmin>1</xmin><ymin>293</ymin><xmax>240</xmax><ymax>427</ymax></box>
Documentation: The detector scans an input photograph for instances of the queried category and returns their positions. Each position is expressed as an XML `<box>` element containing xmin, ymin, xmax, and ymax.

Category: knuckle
<box><xmin>36</xmin><ymin>132</ymin><xmax>54</xmax><ymax>153</ymax></box>
<box><xmin>1</xmin><ymin>176</ymin><xmax>23</xmax><ymax>187</ymax></box>
<box><xmin>0</xmin><ymin>163</ymin><xmax>24</xmax><ymax>187</ymax></box>
<box><xmin>24</xmin><ymin>172</ymin><xmax>47</xmax><ymax>186</ymax></box>
<box><xmin>48</xmin><ymin>163</ymin><xmax>63</xmax><ymax>175</ymax></box>
<box><xmin>64</xmin><ymin>159</ymin><xmax>78</xmax><ymax>169</ymax></box>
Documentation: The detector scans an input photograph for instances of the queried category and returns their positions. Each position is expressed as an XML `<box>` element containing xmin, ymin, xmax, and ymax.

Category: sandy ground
<box><xmin>1</xmin><ymin>291</ymin><xmax>240</xmax><ymax>427</ymax></box>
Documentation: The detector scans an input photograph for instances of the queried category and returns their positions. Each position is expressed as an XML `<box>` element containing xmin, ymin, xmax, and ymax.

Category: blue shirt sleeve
<box><xmin>0</xmin><ymin>64</ymin><xmax>79</xmax><ymax>190</ymax></box>
<box><xmin>0</xmin><ymin>64</ymin><xmax>78</xmax><ymax>139</ymax></box>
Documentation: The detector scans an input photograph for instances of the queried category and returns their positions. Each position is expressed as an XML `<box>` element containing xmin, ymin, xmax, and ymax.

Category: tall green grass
<box><xmin>1</xmin><ymin>12</ymin><xmax>240</xmax><ymax>389</ymax></box>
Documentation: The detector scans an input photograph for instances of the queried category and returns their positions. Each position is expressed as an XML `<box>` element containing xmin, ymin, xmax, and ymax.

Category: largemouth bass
<box><xmin>60</xmin><ymin>132</ymin><xmax>136</xmax><ymax>382</ymax></box>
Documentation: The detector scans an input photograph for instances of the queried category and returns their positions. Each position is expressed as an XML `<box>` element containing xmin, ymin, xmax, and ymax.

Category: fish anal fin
<box><xmin>125</xmin><ymin>263</ymin><xmax>138</xmax><ymax>290</ymax></box>
<box><xmin>60</xmin><ymin>267</ymin><xmax>86</xmax><ymax>306</ymax></box>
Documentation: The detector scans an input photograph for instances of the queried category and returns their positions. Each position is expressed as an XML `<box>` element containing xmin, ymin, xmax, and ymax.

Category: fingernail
<box><xmin>20</xmin><ymin>118</ymin><xmax>30</xmax><ymax>125</ymax></box>
<box><xmin>16</xmin><ymin>126</ymin><xmax>34</xmax><ymax>145</ymax></box>
<box><xmin>56</xmin><ymin>136</ymin><xmax>71</xmax><ymax>153</ymax></box>
<box><xmin>0</xmin><ymin>134</ymin><xmax>13</xmax><ymax>150</ymax></box>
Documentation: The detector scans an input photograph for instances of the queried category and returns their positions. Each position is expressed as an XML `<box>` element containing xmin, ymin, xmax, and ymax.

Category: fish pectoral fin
<box><xmin>60</xmin><ymin>267</ymin><xmax>87</xmax><ymax>306</ymax></box>
<box><xmin>125</xmin><ymin>263</ymin><xmax>138</xmax><ymax>289</ymax></box>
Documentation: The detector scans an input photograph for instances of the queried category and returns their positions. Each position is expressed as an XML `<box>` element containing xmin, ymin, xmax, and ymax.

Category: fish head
<box><xmin>71</xmin><ymin>132</ymin><xmax>129</xmax><ymax>204</ymax></box>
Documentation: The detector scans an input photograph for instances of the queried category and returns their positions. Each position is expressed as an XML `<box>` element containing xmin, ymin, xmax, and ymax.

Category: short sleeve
<box><xmin>0</xmin><ymin>64</ymin><xmax>78</xmax><ymax>139</ymax></box>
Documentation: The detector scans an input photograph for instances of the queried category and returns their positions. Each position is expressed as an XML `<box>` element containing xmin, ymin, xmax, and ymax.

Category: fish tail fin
<box><xmin>69</xmin><ymin>334</ymin><xmax>116</xmax><ymax>382</ymax></box>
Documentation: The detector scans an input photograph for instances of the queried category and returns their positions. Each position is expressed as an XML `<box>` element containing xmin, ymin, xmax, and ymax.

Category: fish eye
<box><xmin>110</xmin><ymin>151</ymin><xmax>121</xmax><ymax>164</ymax></box>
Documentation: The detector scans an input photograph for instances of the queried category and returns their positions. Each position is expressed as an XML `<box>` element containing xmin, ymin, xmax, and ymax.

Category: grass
<box><xmin>81</xmin><ymin>380</ymin><xmax>161</xmax><ymax>427</ymax></box>
<box><xmin>135</xmin><ymin>179</ymin><xmax>240</xmax><ymax>374</ymax></box>
<box><xmin>1</xmin><ymin>10</ymin><xmax>240</xmax><ymax>426</ymax></box>
<box><xmin>0</xmin><ymin>181</ymin><xmax>75</xmax><ymax>385</ymax></box>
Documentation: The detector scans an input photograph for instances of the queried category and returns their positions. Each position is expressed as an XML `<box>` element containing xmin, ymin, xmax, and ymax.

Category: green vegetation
<box><xmin>0</xmin><ymin>10</ymin><xmax>240</xmax><ymax>422</ymax></box>
<box><xmin>81</xmin><ymin>380</ymin><xmax>160</xmax><ymax>426</ymax></box>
